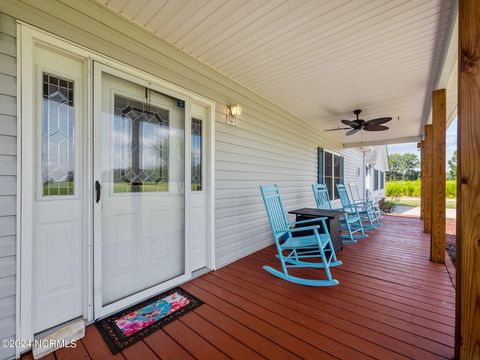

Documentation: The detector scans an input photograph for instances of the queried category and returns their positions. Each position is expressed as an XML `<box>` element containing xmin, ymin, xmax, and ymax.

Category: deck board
<box><xmin>239</xmin><ymin>252</ymin><xmax>455</xmax><ymax>344</ymax></box>
<box><xmin>143</xmin><ymin>329</ymin><xmax>195</xmax><ymax>360</ymax></box>
<box><xmin>41</xmin><ymin>215</ymin><xmax>454</xmax><ymax>359</ymax></box>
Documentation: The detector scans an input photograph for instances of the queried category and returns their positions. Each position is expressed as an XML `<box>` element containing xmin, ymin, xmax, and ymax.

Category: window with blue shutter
<box><xmin>317</xmin><ymin>147</ymin><xmax>324</xmax><ymax>184</ymax></box>
<box><xmin>317</xmin><ymin>147</ymin><xmax>344</xmax><ymax>200</ymax></box>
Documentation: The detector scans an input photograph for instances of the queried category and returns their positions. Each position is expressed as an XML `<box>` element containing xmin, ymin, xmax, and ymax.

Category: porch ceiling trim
<box><xmin>420</xmin><ymin>0</ymin><xmax>458</xmax><ymax>134</ymax></box>
<box><xmin>342</xmin><ymin>136</ymin><xmax>423</xmax><ymax>149</ymax></box>
<box><xmin>78</xmin><ymin>0</ymin><xmax>457</xmax><ymax>146</ymax></box>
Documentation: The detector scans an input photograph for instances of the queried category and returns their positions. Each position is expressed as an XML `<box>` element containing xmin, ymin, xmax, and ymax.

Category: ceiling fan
<box><xmin>325</xmin><ymin>109</ymin><xmax>392</xmax><ymax>136</ymax></box>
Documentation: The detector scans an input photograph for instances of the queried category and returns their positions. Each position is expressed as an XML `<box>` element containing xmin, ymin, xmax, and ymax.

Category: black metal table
<box><xmin>288</xmin><ymin>208</ymin><xmax>343</xmax><ymax>253</ymax></box>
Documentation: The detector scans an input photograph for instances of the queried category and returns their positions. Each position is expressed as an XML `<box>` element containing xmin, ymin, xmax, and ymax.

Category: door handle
<box><xmin>95</xmin><ymin>180</ymin><xmax>101</xmax><ymax>203</ymax></box>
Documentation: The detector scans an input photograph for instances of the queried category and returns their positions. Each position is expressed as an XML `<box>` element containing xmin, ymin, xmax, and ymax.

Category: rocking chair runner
<box><xmin>260</xmin><ymin>185</ymin><xmax>341</xmax><ymax>286</ymax></box>
<box><xmin>312</xmin><ymin>184</ymin><xmax>367</xmax><ymax>244</ymax></box>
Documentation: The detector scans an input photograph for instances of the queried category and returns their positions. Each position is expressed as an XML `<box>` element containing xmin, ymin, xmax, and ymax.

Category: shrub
<box><xmin>381</xmin><ymin>197</ymin><xmax>398</xmax><ymax>213</ymax></box>
<box><xmin>386</xmin><ymin>180</ymin><xmax>456</xmax><ymax>198</ymax></box>
<box><xmin>386</xmin><ymin>180</ymin><xmax>420</xmax><ymax>197</ymax></box>
<box><xmin>446</xmin><ymin>180</ymin><xmax>456</xmax><ymax>198</ymax></box>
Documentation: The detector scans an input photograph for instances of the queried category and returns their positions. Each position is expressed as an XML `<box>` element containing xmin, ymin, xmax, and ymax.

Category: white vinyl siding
<box><xmin>0</xmin><ymin>12</ymin><xmax>17</xmax><ymax>360</ymax></box>
<box><xmin>0</xmin><ymin>3</ymin><xmax>365</xmax><ymax>349</ymax></box>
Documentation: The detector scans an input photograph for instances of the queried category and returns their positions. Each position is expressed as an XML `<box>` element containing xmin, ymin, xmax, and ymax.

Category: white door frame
<box><xmin>17</xmin><ymin>23</ymin><xmax>215</xmax><ymax>353</ymax></box>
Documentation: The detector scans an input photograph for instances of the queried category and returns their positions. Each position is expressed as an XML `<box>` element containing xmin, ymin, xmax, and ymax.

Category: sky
<box><xmin>387</xmin><ymin>117</ymin><xmax>457</xmax><ymax>171</ymax></box>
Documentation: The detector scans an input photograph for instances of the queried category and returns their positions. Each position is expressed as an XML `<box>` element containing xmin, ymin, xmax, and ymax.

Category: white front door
<box><xmin>21</xmin><ymin>27</ymin><xmax>216</xmax><ymax>343</ymax></box>
<box><xmin>93</xmin><ymin>63</ymin><xmax>191</xmax><ymax>317</ymax></box>
<box><xmin>29</xmin><ymin>46</ymin><xmax>85</xmax><ymax>333</ymax></box>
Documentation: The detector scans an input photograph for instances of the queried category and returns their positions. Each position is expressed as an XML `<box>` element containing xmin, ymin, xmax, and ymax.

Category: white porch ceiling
<box><xmin>95</xmin><ymin>0</ymin><xmax>455</xmax><ymax>146</ymax></box>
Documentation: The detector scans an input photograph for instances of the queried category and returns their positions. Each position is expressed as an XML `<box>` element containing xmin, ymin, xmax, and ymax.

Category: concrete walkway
<box><xmin>391</xmin><ymin>205</ymin><xmax>456</xmax><ymax>219</ymax></box>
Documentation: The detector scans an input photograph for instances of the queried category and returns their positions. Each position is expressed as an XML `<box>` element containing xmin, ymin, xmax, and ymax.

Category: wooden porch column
<box><xmin>456</xmin><ymin>0</ymin><xmax>480</xmax><ymax>357</ymax></box>
<box><xmin>430</xmin><ymin>89</ymin><xmax>446</xmax><ymax>263</ymax></box>
<box><xmin>418</xmin><ymin>141</ymin><xmax>424</xmax><ymax>219</ymax></box>
<box><xmin>423</xmin><ymin>125</ymin><xmax>433</xmax><ymax>233</ymax></box>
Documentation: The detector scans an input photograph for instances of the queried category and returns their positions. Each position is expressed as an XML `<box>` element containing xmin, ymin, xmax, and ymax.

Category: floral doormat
<box><xmin>96</xmin><ymin>287</ymin><xmax>203</xmax><ymax>353</ymax></box>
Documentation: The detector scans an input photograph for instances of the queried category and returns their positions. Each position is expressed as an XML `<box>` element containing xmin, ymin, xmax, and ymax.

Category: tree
<box><xmin>387</xmin><ymin>153</ymin><xmax>403</xmax><ymax>181</ymax></box>
<box><xmin>447</xmin><ymin>150</ymin><xmax>457</xmax><ymax>180</ymax></box>
<box><xmin>386</xmin><ymin>153</ymin><xmax>419</xmax><ymax>181</ymax></box>
<box><xmin>401</xmin><ymin>153</ymin><xmax>419</xmax><ymax>180</ymax></box>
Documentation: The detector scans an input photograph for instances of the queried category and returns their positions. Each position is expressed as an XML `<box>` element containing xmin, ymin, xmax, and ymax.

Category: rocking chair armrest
<box><xmin>275</xmin><ymin>225</ymin><xmax>320</xmax><ymax>234</ymax></box>
<box><xmin>289</xmin><ymin>217</ymin><xmax>328</xmax><ymax>226</ymax></box>
<box><xmin>342</xmin><ymin>204</ymin><xmax>358</xmax><ymax>211</ymax></box>
<box><xmin>341</xmin><ymin>204</ymin><xmax>361</xmax><ymax>215</ymax></box>
<box><xmin>353</xmin><ymin>198</ymin><xmax>377</xmax><ymax>204</ymax></box>
<box><xmin>352</xmin><ymin>201</ymin><xmax>369</xmax><ymax>210</ymax></box>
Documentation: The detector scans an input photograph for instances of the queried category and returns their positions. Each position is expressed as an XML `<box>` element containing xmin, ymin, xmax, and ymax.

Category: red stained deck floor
<box><xmin>25</xmin><ymin>215</ymin><xmax>455</xmax><ymax>359</ymax></box>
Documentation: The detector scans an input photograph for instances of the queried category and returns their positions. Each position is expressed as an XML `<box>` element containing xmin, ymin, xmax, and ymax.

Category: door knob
<box><xmin>95</xmin><ymin>180</ymin><xmax>101</xmax><ymax>203</ymax></box>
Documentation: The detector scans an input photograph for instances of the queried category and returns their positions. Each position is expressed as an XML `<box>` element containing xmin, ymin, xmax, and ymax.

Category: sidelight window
<box><xmin>42</xmin><ymin>73</ymin><xmax>75</xmax><ymax>196</ymax></box>
<box><xmin>191</xmin><ymin>118</ymin><xmax>203</xmax><ymax>191</ymax></box>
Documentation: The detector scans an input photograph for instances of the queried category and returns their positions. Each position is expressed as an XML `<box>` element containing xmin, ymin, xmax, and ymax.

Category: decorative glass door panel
<box><xmin>112</xmin><ymin>95</ymin><xmax>170</xmax><ymax>194</ymax></box>
<box><xmin>96</xmin><ymin>69</ymin><xmax>186</xmax><ymax>309</ymax></box>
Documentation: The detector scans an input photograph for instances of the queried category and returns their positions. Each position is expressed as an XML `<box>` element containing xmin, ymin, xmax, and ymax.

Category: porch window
<box><xmin>380</xmin><ymin>171</ymin><xmax>384</xmax><ymax>189</ymax></box>
<box><xmin>318</xmin><ymin>147</ymin><xmax>344</xmax><ymax>200</ymax></box>
<box><xmin>42</xmin><ymin>73</ymin><xmax>75</xmax><ymax>196</ymax></box>
<box><xmin>374</xmin><ymin>169</ymin><xmax>379</xmax><ymax>190</ymax></box>
<box><xmin>191</xmin><ymin>118</ymin><xmax>203</xmax><ymax>191</ymax></box>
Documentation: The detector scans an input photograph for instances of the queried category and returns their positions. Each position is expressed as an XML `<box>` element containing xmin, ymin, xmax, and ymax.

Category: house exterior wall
<box><xmin>213</xmin><ymin>107</ymin><xmax>364</xmax><ymax>265</ymax></box>
<box><xmin>0</xmin><ymin>2</ymin><xmax>363</xmax><ymax>356</ymax></box>
<box><xmin>0</xmin><ymin>12</ymin><xmax>17</xmax><ymax>360</ymax></box>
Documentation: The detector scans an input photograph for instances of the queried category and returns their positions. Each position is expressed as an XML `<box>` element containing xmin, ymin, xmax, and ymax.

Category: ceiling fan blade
<box><xmin>365</xmin><ymin>117</ymin><xmax>392</xmax><ymax>126</ymax></box>
<box><xmin>341</xmin><ymin>120</ymin><xmax>356</xmax><ymax>126</ymax></box>
<box><xmin>346</xmin><ymin>128</ymin><xmax>360</xmax><ymax>136</ymax></box>
<box><xmin>364</xmin><ymin>125</ymin><xmax>389</xmax><ymax>131</ymax></box>
<box><xmin>324</xmin><ymin>127</ymin><xmax>351</xmax><ymax>131</ymax></box>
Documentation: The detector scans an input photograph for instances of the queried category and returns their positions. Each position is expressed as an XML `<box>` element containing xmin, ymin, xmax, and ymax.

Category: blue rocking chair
<box><xmin>260</xmin><ymin>185</ymin><xmax>341</xmax><ymax>286</ymax></box>
<box><xmin>337</xmin><ymin>184</ymin><xmax>378</xmax><ymax>232</ymax></box>
<box><xmin>312</xmin><ymin>184</ymin><xmax>367</xmax><ymax>244</ymax></box>
<box><xmin>348</xmin><ymin>183</ymin><xmax>382</xmax><ymax>226</ymax></box>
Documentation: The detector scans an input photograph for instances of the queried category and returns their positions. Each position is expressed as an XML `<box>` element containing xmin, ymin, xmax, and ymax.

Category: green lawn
<box><xmin>43</xmin><ymin>181</ymin><xmax>74</xmax><ymax>195</ymax></box>
<box><xmin>44</xmin><ymin>181</ymin><xmax>170</xmax><ymax>195</ymax></box>
<box><xmin>113</xmin><ymin>181</ymin><xmax>169</xmax><ymax>193</ymax></box>
<box><xmin>386</xmin><ymin>197</ymin><xmax>457</xmax><ymax>209</ymax></box>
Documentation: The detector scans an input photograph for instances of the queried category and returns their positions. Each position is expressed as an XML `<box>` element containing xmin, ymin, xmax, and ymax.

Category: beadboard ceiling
<box><xmin>95</xmin><ymin>0</ymin><xmax>455</xmax><ymax>146</ymax></box>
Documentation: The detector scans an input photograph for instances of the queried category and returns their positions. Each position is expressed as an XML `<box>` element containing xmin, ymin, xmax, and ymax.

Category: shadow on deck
<box><xmin>25</xmin><ymin>215</ymin><xmax>454</xmax><ymax>360</ymax></box>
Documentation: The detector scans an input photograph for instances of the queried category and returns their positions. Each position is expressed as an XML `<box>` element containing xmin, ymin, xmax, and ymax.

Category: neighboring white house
<box><xmin>364</xmin><ymin>146</ymin><xmax>389</xmax><ymax>200</ymax></box>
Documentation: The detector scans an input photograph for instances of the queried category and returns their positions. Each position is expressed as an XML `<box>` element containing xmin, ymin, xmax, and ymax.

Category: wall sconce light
<box><xmin>227</xmin><ymin>104</ymin><xmax>241</xmax><ymax>126</ymax></box>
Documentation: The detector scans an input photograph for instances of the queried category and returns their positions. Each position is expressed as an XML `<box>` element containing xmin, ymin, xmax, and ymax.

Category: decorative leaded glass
<box><xmin>113</xmin><ymin>94</ymin><xmax>169</xmax><ymax>193</ymax></box>
<box><xmin>42</xmin><ymin>73</ymin><xmax>75</xmax><ymax>196</ymax></box>
<box><xmin>191</xmin><ymin>118</ymin><xmax>202</xmax><ymax>191</ymax></box>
